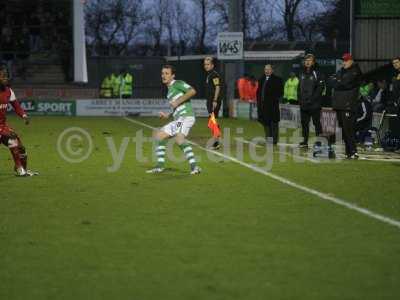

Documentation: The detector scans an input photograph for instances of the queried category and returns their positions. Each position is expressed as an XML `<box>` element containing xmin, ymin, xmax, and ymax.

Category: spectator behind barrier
<box><xmin>100</xmin><ymin>74</ymin><xmax>114</xmax><ymax>98</ymax></box>
<box><xmin>355</xmin><ymin>93</ymin><xmax>373</xmax><ymax>144</ymax></box>
<box><xmin>112</xmin><ymin>72</ymin><xmax>122</xmax><ymax>98</ymax></box>
<box><xmin>390</xmin><ymin>57</ymin><xmax>400</xmax><ymax>114</ymax></box>
<box><xmin>237</xmin><ymin>75</ymin><xmax>258</xmax><ymax>103</ymax></box>
<box><xmin>371</xmin><ymin>80</ymin><xmax>390</xmax><ymax>112</ymax></box>
<box><xmin>283</xmin><ymin>72</ymin><xmax>299</xmax><ymax>104</ymax></box>
<box><xmin>121</xmin><ymin>70</ymin><xmax>133</xmax><ymax>98</ymax></box>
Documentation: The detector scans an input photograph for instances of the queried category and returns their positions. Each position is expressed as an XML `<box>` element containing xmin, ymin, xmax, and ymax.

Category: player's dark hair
<box><xmin>162</xmin><ymin>64</ymin><xmax>176</xmax><ymax>75</ymax></box>
<box><xmin>393</xmin><ymin>57</ymin><xmax>400</xmax><ymax>62</ymax></box>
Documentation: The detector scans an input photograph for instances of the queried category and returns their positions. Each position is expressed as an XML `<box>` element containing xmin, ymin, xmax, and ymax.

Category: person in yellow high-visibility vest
<box><xmin>100</xmin><ymin>74</ymin><xmax>113</xmax><ymax>98</ymax></box>
<box><xmin>111</xmin><ymin>72</ymin><xmax>121</xmax><ymax>98</ymax></box>
<box><xmin>283</xmin><ymin>72</ymin><xmax>299</xmax><ymax>105</ymax></box>
<box><xmin>121</xmin><ymin>70</ymin><xmax>133</xmax><ymax>98</ymax></box>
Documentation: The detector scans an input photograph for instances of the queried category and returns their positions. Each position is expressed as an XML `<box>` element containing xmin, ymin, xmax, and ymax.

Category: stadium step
<box><xmin>12</xmin><ymin>63</ymin><xmax>67</xmax><ymax>85</ymax></box>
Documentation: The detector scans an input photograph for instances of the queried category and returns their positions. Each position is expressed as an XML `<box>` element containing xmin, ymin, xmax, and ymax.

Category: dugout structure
<box><xmin>352</xmin><ymin>0</ymin><xmax>400</xmax><ymax>72</ymax></box>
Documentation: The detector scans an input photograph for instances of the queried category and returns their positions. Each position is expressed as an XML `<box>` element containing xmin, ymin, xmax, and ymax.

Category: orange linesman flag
<box><xmin>208</xmin><ymin>112</ymin><xmax>221</xmax><ymax>138</ymax></box>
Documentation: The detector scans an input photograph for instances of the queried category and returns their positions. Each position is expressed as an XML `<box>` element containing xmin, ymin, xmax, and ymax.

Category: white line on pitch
<box><xmin>238</xmin><ymin>138</ymin><xmax>321</xmax><ymax>164</ymax></box>
<box><xmin>124</xmin><ymin>117</ymin><xmax>400</xmax><ymax>230</ymax></box>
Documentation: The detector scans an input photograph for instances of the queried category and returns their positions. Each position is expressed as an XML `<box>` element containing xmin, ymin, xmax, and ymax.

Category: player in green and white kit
<box><xmin>146</xmin><ymin>65</ymin><xmax>201</xmax><ymax>175</ymax></box>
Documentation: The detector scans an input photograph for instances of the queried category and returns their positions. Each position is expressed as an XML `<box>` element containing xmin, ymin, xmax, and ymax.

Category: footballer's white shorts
<box><xmin>161</xmin><ymin>116</ymin><xmax>195</xmax><ymax>137</ymax></box>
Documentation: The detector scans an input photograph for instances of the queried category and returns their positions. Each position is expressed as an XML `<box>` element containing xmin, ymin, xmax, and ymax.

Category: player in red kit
<box><xmin>0</xmin><ymin>65</ymin><xmax>38</xmax><ymax>176</ymax></box>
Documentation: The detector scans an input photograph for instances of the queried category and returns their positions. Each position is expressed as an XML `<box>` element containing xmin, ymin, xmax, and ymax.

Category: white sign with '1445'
<box><xmin>217</xmin><ymin>32</ymin><xmax>244</xmax><ymax>60</ymax></box>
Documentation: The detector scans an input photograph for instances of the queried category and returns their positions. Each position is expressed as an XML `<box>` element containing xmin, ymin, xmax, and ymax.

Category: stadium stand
<box><xmin>0</xmin><ymin>0</ymin><xmax>88</xmax><ymax>97</ymax></box>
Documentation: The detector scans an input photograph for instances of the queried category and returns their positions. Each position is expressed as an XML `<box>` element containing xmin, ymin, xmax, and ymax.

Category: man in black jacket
<box><xmin>256</xmin><ymin>64</ymin><xmax>284</xmax><ymax>144</ymax></box>
<box><xmin>298</xmin><ymin>54</ymin><xmax>325</xmax><ymax>147</ymax></box>
<box><xmin>391</xmin><ymin>57</ymin><xmax>400</xmax><ymax>111</ymax></box>
<box><xmin>329</xmin><ymin>53</ymin><xmax>362</xmax><ymax>159</ymax></box>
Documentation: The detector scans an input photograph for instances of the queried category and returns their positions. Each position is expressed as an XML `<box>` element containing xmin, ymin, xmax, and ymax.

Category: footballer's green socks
<box><xmin>155</xmin><ymin>140</ymin><xmax>167</xmax><ymax>168</ymax></box>
<box><xmin>179</xmin><ymin>143</ymin><xmax>197</xmax><ymax>170</ymax></box>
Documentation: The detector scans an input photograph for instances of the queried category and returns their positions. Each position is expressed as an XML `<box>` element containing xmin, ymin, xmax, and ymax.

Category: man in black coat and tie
<box><xmin>256</xmin><ymin>64</ymin><xmax>284</xmax><ymax>144</ymax></box>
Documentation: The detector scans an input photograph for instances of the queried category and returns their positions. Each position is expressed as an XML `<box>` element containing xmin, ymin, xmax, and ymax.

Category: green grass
<box><xmin>1</xmin><ymin>116</ymin><xmax>400</xmax><ymax>300</ymax></box>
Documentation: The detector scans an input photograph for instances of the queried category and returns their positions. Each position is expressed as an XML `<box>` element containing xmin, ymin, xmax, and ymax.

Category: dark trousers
<box><xmin>355</xmin><ymin>121</ymin><xmax>371</xmax><ymax>143</ymax></box>
<box><xmin>207</xmin><ymin>100</ymin><xmax>222</xmax><ymax>116</ymax></box>
<box><xmin>336</xmin><ymin>110</ymin><xmax>357</xmax><ymax>155</ymax></box>
<box><xmin>301</xmin><ymin>109</ymin><xmax>322</xmax><ymax>143</ymax></box>
<box><xmin>262</xmin><ymin>121</ymin><xmax>279</xmax><ymax>144</ymax></box>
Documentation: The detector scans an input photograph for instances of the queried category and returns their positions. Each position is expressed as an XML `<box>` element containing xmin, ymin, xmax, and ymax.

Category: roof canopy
<box><xmin>166</xmin><ymin>50</ymin><xmax>305</xmax><ymax>62</ymax></box>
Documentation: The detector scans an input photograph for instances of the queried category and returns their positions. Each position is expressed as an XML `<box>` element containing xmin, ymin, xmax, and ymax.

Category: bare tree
<box><xmin>192</xmin><ymin>0</ymin><xmax>209</xmax><ymax>53</ymax></box>
<box><xmin>209</xmin><ymin>0</ymin><xmax>229</xmax><ymax>29</ymax></box>
<box><xmin>164</xmin><ymin>1</ymin><xmax>176</xmax><ymax>56</ymax></box>
<box><xmin>85</xmin><ymin>0</ymin><xmax>146</xmax><ymax>55</ymax></box>
<box><xmin>174</xmin><ymin>0</ymin><xmax>198</xmax><ymax>55</ymax></box>
<box><xmin>246</xmin><ymin>0</ymin><xmax>278</xmax><ymax>42</ymax></box>
<box><xmin>145</xmin><ymin>0</ymin><xmax>198</xmax><ymax>56</ymax></box>
<box><xmin>205</xmin><ymin>0</ymin><xmax>228</xmax><ymax>50</ymax></box>
<box><xmin>280</xmin><ymin>0</ymin><xmax>304</xmax><ymax>41</ymax></box>
<box><xmin>242</xmin><ymin>0</ymin><xmax>247</xmax><ymax>39</ymax></box>
<box><xmin>295</xmin><ymin>14</ymin><xmax>322</xmax><ymax>41</ymax></box>
<box><xmin>273</xmin><ymin>0</ymin><xmax>331</xmax><ymax>42</ymax></box>
<box><xmin>145</xmin><ymin>0</ymin><xmax>168</xmax><ymax>55</ymax></box>
<box><xmin>85</xmin><ymin>0</ymin><xmax>335</xmax><ymax>56</ymax></box>
<box><xmin>315</xmin><ymin>0</ymin><xmax>350</xmax><ymax>43</ymax></box>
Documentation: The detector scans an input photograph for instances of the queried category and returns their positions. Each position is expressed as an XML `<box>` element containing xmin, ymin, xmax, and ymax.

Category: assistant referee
<box><xmin>204</xmin><ymin>56</ymin><xmax>224</xmax><ymax>149</ymax></box>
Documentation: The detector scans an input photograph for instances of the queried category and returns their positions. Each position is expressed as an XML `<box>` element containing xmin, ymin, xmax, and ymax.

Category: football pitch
<box><xmin>1</xmin><ymin>116</ymin><xmax>400</xmax><ymax>300</ymax></box>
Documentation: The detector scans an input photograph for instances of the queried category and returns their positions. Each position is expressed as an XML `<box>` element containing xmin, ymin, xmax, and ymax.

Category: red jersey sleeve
<box><xmin>9</xmin><ymin>88</ymin><xmax>27</xmax><ymax>118</ymax></box>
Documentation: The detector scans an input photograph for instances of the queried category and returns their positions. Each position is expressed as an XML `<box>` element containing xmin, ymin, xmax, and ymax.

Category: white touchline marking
<box><xmin>334</xmin><ymin>153</ymin><xmax>400</xmax><ymax>163</ymax></box>
<box><xmin>124</xmin><ymin>117</ymin><xmax>400</xmax><ymax>230</ymax></box>
<box><xmin>238</xmin><ymin>138</ymin><xmax>321</xmax><ymax>164</ymax></box>
<box><xmin>358</xmin><ymin>156</ymin><xmax>400</xmax><ymax>163</ymax></box>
